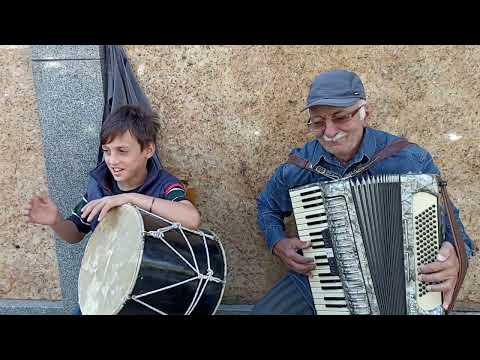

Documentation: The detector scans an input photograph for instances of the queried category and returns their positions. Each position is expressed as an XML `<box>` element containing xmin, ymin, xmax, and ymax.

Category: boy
<box><xmin>25</xmin><ymin>105</ymin><xmax>201</xmax><ymax>312</ymax></box>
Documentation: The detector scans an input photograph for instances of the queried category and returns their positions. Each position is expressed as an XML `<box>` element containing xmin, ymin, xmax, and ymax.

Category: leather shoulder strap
<box><xmin>439</xmin><ymin>182</ymin><xmax>469</xmax><ymax>312</ymax></box>
<box><xmin>286</xmin><ymin>139</ymin><xmax>415</xmax><ymax>179</ymax></box>
<box><xmin>286</xmin><ymin>153</ymin><xmax>314</xmax><ymax>172</ymax></box>
<box><xmin>348</xmin><ymin>139</ymin><xmax>415</xmax><ymax>177</ymax></box>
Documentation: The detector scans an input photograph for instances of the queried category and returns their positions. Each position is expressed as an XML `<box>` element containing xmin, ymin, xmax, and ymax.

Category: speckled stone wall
<box><xmin>124</xmin><ymin>45</ymin><xmax>479</xmax><ymax>309</ymax></box>
<box><xmin>1</xmin><ymin>45</ymin><xmax>478</xmax><ymax>311</ymax></box>
<box><xmin>0</xmin><ymin>46</ymin><xmax>62</xmax><ymax>300</ymax></box>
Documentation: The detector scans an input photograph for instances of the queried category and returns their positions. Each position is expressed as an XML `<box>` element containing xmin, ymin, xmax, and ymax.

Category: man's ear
<box><xmin>362</xmin><ymin>104</ymin><xmax>370</xmax><ymax>127</ymax></box>
<box><xmin>144</xmin><ymin>142</ymin><xmax>156</xmax><ymax>159</ymax></box>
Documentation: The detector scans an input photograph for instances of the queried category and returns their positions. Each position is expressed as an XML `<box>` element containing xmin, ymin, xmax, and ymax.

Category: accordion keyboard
<box><xmin>290</xmin><ymin>185</ymin><xmax>350</xmax><ymax>315</ymax></box>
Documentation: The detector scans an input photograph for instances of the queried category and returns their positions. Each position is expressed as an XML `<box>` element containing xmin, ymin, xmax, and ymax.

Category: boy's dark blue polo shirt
<box><xmin>68</xmin><ymin>155</ymin><xmax>186</xmax><ymax>234</ymax></box>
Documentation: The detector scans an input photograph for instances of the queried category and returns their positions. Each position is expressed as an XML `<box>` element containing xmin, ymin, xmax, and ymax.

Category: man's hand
<box><xmin>418</xmin><ymin>241</ymin><xmax>459</xmax><ymax>310</ymax></box>
<box><xmin>25</xmin><ymin>193</ymin><xmax>60</xmax><ymax>226</ymax></box>
<box><xmin>273</xmin><ymin>237</ymin><xmax>316</xmax><ymax>275</ymax></box>
<box><xmin>81</xmin><ymin>194</ymin><xmax>131</xmax><ymax>222</ymax></box>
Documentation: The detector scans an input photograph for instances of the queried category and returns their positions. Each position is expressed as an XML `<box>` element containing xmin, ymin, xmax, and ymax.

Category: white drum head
<box><xmin>78</xmin><ymin>204</ymin><xmax>144</xmax><ymax>315</ymax></box>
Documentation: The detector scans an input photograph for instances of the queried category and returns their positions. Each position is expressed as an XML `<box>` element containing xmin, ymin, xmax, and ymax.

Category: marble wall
<box><xmin>123</xmin><ymin>45</ymin><xmax>480</xmax><ymax>307</ymax></box>
<box><xmin>0</xmin><ymin>46</ymin><xmax>61</xmax><ymax>300</ymax></box>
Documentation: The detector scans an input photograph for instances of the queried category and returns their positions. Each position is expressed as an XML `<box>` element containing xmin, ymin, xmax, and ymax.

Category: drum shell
<box><xmin>119</xmin><ymin>210</ymin><xmax>226</xmax><ymax>315</ymax></box>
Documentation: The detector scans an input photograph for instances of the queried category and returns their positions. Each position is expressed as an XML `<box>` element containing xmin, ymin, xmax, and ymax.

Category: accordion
<box><xmin>289</xmin><ymin>174</ymin><xmax>446</xmax><ymax>315</ymax></box>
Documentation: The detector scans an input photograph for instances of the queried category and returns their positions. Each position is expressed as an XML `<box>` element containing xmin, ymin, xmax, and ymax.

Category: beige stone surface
<box><xmin>122</xmin><ymin>45</ymin><xmax>480</xmax><ymax>308</ymax></box>
<box><xmin>0</xmin><ymin>46</ymin><xmax>62</xmax><ymax>300</ymax></box>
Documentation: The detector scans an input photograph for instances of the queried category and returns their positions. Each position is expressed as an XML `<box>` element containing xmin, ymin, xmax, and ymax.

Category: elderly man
<box><xmin>254</xmin><ymin>69</ymin><xmax>474</xmax><ymax>315</ymax></box>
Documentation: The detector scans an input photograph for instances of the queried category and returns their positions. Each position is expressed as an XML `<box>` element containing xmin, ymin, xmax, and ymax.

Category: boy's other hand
<box><xmin>25</xmin><ymin>193</ymin><xmax>60</xmax><ymax>226</ymax></box>
<box><xmin>81</xmin><ymin>194</ymin><xmax>131</xmax><ymax>223</ymax></box>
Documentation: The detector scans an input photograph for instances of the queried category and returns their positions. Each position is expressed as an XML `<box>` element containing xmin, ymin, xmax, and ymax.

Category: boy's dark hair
<box><xmin>100</xmin><ymin>105</ymin><xmax>160</xmax><ymax>150</ymax></box>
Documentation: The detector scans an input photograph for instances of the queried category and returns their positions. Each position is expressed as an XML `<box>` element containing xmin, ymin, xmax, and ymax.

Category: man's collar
<box><xmin>312</xmin><ymin>127</ymin><xmax>377</xmax><ymax>168</ymax></box>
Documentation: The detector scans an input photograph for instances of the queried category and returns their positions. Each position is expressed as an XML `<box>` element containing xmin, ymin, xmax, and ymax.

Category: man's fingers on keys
<box><xmin>290</xmin><ymin>251</ymin><xmax>315</xmax><ymax>264</ymax></box>
<box><xmin>290</xmin><ymin>260</ymin><xmax>316</xmax><ymax>274</ymax></box>
<box><xmin>296</xmin><ymin>239</ymin><xmax>312</xmax><ymax>250</ymax></box>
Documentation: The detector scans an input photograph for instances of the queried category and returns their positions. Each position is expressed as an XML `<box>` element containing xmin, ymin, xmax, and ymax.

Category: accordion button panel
<box><xmin>412</xmin><ymin>191</ymin><xmax>443</xmax><ymax>311</ymax></box>
<box><xmin>290</xmin><ymin>186</ymin><xmax>350</xmax><ymax>315</ymax></box>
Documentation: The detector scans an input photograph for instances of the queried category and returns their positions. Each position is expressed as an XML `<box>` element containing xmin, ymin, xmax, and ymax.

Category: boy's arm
<box><xmin>81</xmin><ymin>193</ymin><xmax>201</xmax><ymax>230</ymax></box>
<box><xmin>25</xmin><ymin>194</ymin><xmax>86</xmax><ymax>244</ymax></box>
<box><xmin>128</xmin><ymin>194</ymin><xmax>200</xmax><ymax>230</ymax></box>
<box><xmin>51</xmin><ymin>215</ymin><xmax>85</xmax><ymax>244</ymax></box>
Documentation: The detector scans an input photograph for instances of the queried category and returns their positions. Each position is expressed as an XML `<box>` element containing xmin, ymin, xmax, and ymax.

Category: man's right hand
<box><xmin>25</xmin><ymin>194</ymin><xmax>60</xmax><ymax>226</ymax></box>
<box><xmin>273</xmin><ymin>237</ymin><xmax>316</xmax><ymax>275</ymax></box>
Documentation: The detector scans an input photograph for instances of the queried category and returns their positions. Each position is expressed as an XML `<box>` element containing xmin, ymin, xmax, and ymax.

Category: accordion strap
<box><xmin>439</xmin><ymin>182</ymin><xmax>469</xmax><ymax>312</ymax></box>
<box><xmin>287</xmin><ymin>138</ymin><xmax>414</xmax><ymax>180</ymax></box>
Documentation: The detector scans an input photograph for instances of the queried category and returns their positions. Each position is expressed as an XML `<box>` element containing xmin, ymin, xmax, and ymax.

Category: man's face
<box><xmin>101</xmin><ymin>130</ymin><xmax>154</xmax><ymax>187</ymax></box>
<box><xmin>308</xmin><ymin>102</ymin><xmax>368</xmax><ymax>163</ymax></box>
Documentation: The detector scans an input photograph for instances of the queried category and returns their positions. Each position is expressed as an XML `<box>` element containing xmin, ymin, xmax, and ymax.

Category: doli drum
<box><xmin>78</xmin><ymin>204</ymin><xmax>227</xmax><ymax>315</ymax></box>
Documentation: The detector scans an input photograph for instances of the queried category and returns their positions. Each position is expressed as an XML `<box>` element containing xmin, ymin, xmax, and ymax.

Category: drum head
<box><xmin>78</xmin><ymin>204</ymin><xmax>144</xmax><ymax>314</ymax></box>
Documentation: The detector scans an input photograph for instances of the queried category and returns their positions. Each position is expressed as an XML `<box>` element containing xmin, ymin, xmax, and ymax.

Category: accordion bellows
<box><xmin>289</xmin><ymin>174</ymin><xmax>444</xmax><ymax>315</ymax></box>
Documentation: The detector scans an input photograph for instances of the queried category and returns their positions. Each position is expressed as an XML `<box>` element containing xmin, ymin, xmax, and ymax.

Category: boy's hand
<box><xmin>81</xmin><ymin>194</ymin><xmax>131</xmax><ymax>222</ymax></box>
<box><xmin>25</xmin><ymin>193</ymin><xmax>60</xmax><ymax>226</ymax></box>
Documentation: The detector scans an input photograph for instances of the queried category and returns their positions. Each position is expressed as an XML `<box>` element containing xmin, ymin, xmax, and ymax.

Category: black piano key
<box><xmin>321</xmin><ymin>286</ymin><xmax>343</xmax><ymax>290</ymax></box>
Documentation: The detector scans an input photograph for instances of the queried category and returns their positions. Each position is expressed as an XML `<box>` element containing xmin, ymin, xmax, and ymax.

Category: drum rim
<box><xmin>78</xmin><ymin>203</ymin><xmax>145</xmax><ymax>315</ymax></box>
<box><xmin>207</xmin><ymin>229</ymin><xmax>227</xmax><ymax>315</ymax></box>
<box><xmin>112</xmin><ymin>204</ymin><xmax>145</xmax><ymax>314</ymax></box>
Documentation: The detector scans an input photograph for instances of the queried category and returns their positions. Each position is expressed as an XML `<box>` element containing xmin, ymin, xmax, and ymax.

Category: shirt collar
<box><xmin>90</xmin><ymin>155</ymin><xmax>162</xmax><ymax>195</ymax></box>
<box><xmin>312</xmin><ymin>127</ymin><xmax>377</xmax><ymax>169</ymax></box>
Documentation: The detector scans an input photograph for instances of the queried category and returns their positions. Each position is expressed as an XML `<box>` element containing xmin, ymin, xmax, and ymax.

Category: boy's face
<box><xmin>101</xmin><ymin>131</ymin><xmax>155</xmax><ymax>188</ymax></box>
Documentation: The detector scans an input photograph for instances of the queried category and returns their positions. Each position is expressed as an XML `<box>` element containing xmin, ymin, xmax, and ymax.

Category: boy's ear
<box><xmin>144</xmin><ymin>142</ymin><xmax>156</xmax><ymax>158</ymax></box>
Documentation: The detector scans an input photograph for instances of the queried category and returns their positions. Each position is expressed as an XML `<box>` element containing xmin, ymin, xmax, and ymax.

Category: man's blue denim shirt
<box><xmin>257</xmin><ymin>128</ymin><xmax>475</xmax><ymax>309</ymax></box>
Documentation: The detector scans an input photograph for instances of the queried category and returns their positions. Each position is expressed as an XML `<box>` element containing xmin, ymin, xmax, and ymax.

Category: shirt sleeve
<box><xmin>159</xmin><ymin>171</ymin><xmax>188</xmax><ymax>202</ymax></box>
<box><xmin>66</xmin><ymin>193</ymin><xmax>92</xmax><ymax>234</ymax></box>
<box><xmin>164</xmin><ymin>183</ymin><xmax>187</xmax><ymax>202</ymax></box>
<box><xmin>257</xmin><ymin>164</ymin><xmax>294</xmax><ymax>252</ymax></box>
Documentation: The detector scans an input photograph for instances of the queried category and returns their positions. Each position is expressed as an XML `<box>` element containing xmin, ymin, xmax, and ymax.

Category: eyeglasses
<box><xmin>307</xmin><ymin>104</ymin><xmax>366</xmax><ymax>132</ymax></box>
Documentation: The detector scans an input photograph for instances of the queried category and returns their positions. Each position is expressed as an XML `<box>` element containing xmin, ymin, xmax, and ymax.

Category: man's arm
<box><xmin>257</xmin><ymin>165</ymin><xmax>292</xmax><ymax>251</ymax></box>
<box><xmin>257</xmin><ymin>165</ymin><xmax>316</xmax><ymax>274</ymax></box>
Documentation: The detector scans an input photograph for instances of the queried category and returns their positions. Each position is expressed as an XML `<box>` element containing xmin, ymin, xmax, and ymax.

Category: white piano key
<box><xmin>292</xmin><ymin>205</ymin><xmax>324</xmax><ymax>215</ymax></box>
<box><xmin>291</xmin><ymin>197</ymin><xmax>324</xmax><ymax>208</ymax></box>
<box><xmin>294</xmin><ymin>213</ymin><xmax>326</xmax><ymax>224</ymax></box>
<box><xmin>311</xmin><ymin>267</ymin><xmax>335</xmax><ymax>276</ymax></box>
<box><xmin>310</xmin><ymin>288</ymin><xmax>346</xmax><ymax>297</ymax></box>
<box><xmin>299</xmin><ymin>231</ymin><xmax>323</xmax><ymax>242</ymax></box>
<box><xmin>294</xmin><ymin>211</ymin><xmax>328</xmax><ymax>224</ymax></box>
<box><xmin>314</xmin><ymin>300</ymin><xmax>347</xmax><ymax>306</ymax></box>
<box><xmin>309</xmin><ymin>282</ymin><xmax>343</xmax><ymax>289</ymax></box>
<box><xmin>298</xmin><ymin>225</ymin><xmax>329</xmax><ymax>236</ymax></box>
<box><xmin>308</xmin><ymin>275</ymin><xmax>341</xmax><ymax>282</ymax></box>
<box><xmin>315</xmin><ymin>309</ymin><xmax>350</xmax><ymax>315</ymax></box>
<box><xmin>289</xmin><ymin>186</ymin><xmax>322</xmax><ymax>198</ymax></box>
<box><xmin>296</xmin><ymin>220</ymin><xmax>328</xmax><ymax>231</ymax></box>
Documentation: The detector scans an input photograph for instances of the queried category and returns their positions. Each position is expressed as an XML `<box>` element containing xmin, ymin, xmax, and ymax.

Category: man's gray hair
<box><xmin>356</xmin><ymin>100</ymin><xmax>367</xmax><ymax>121</ymax></box>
